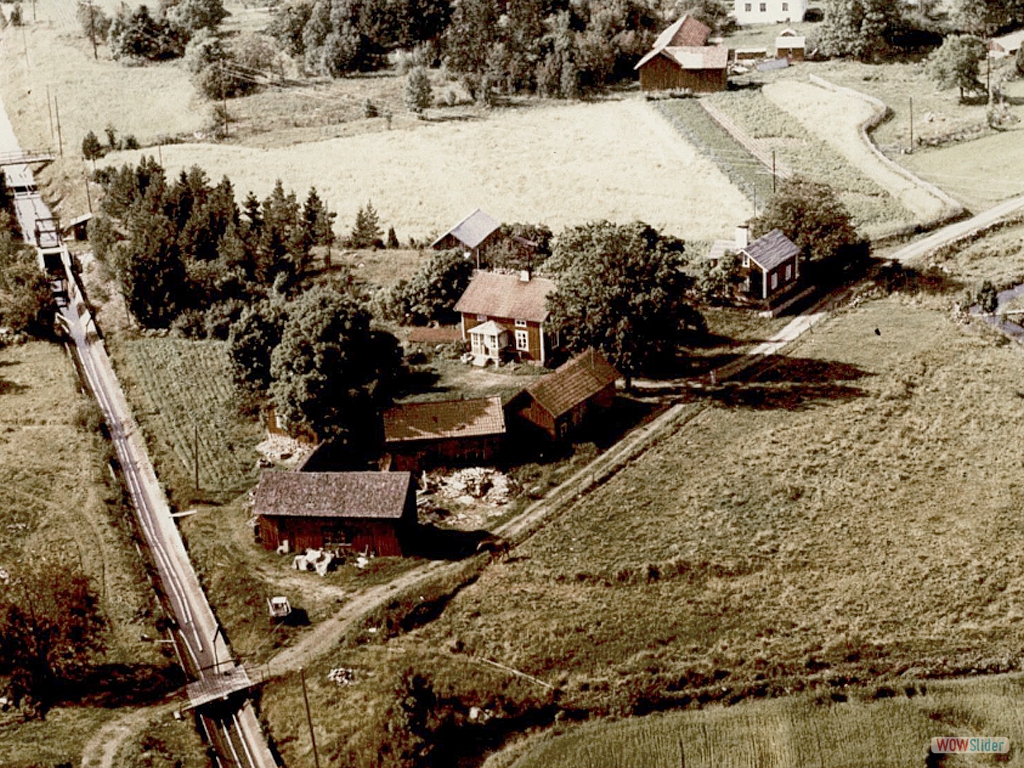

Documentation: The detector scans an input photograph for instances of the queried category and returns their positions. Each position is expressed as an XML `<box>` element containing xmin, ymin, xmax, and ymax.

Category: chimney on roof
<box><xmin>519</xmin><ymin>269</ymin><xmax>531</xmax><ymax>282</ymax></box>
<box><xmin>735</xmin><ymin>225</ymin><xmax>750</xmax><ymax>250</ymax></box>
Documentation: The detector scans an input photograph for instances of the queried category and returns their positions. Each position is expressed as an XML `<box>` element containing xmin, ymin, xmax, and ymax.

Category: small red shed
<box><xmin>253</xmin><ymin>471</ymin><xmax>416</xmax><ymax>556</ymax></box>
<box><xmin>508</xmin><ymin>348</ymin><xmax>620</xmax><ymax>440</ymax></box>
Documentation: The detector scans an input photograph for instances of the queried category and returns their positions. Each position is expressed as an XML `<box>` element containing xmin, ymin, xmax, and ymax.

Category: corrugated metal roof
<box><xmin>635</xmin><ymin>14</ymin><xmax>712</xmax><ymax>69</ymax></box>
<box><xmin>454</xmin><ymin>271</ymin><xmax>556</xmax><ymax>324</ymax></box>
<box><xmin>742</xmin><ymin>229</ymin><xmax>800</xmax><ymax>272</ymax></box>
<box><xmin>525</xmin><ymin>348</ymin><xmax>620</xmax><ymax>419</ymax></box>
<box><xmin>432</xmin><ymin>208</ymin><xmax>501</xmax><ymax>250</ymax></box>
<box><xmin>253</xmin><ymin>471</ymin><xmax>412</xmax><ymax>519</ymax></box>
<box><xmin>383</xmin><ymin>396</ymin><xmax>506</xmax><ymax>443</ymax></box>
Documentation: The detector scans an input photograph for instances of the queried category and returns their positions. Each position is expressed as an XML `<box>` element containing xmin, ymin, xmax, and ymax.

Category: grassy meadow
<box><xmin>103</xmin><ymin>98</ymin><xmax>755</xmax><ymax>243</ymax></box>
<box><xmin>0</xmin><ymin>342</ymin><xmax>201</xmax><ymax>765</ymax></box>
<box><xmin>400</xmin><ymin>291</ymin><xmax>1024</xmax><ymax>720</ymax></box>
<box><xmin>501</xmin><ymin>675</ymin><xmax>1024</xmax><ymax>768</ymax></box>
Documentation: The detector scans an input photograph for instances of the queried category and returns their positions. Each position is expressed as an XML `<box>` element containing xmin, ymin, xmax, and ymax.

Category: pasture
<box><xmin>502</xmin><ymin>675</ymin><xmax>1024</xmax><ymax>768</ymax></box>
<box><xmin>0</xmin><ymin>342</ymin><xmax>200</xmax><ymax>764</ymax></box>
<box><xmin>103</xmin><ymin>98</ymin><xmax>755</xmax><ymax>243</ymax></box>
<box><xmin>705</xmin><ymin>85</ymin><xmax>916</xmax><ymax>237</ymax></box>
<box><xmin>408</xmin><ymin>293</ymin><xmax>1024</xmax><ymax>720</ymax></box>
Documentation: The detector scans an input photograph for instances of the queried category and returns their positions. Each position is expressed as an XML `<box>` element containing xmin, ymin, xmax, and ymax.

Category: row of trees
<box><xmin>90</xmin><ymin>159</ymin><xmax>335</xmax><ymax>332</ymax></box>
<box><xmin>77</xmin><ymin>0</ymin><xmax>228</xmax><ymax>61</ymax></box>
<box><xmin>0</xmin><ymin>175</ymin><xmax>53</xmax><ymax>339</ymax></box>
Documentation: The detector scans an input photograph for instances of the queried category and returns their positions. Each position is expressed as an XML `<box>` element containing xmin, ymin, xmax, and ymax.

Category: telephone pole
<box><xmin>54</xmin><ymin>95</ymin><xmax>63</xmax><ymax>157</ymax></box>
<box><xmin>908</xmin><ymin>97</ymin><xmax>913</xmax><ymax>153</ymax></box>
<box><xmin>300</xmin><ymin>668</ymin><xmax>321</xmax><ymax>768</ymax></box>
<box><xmin>87</xmin><ymin>2</ymin><xmax>98</xmax><ymax>60</ymax></box>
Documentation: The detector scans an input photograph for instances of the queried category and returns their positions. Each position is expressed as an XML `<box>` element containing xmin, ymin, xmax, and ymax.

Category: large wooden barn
<box><xmin>382</xmin><ymin>396</ymin><xmax>507</xmax><ymax>471</ymax></box>
<box><xmin>635</xmin><ymin>15</ymin><xmax>728</xmax><ymax>93</ymax></box>
<box><xmin>252</xmin><ymin>471</ymin><xmax>416</xmax><ymax>557</ymax></box>
<box><xmin>432</xmin><ymin>208</ymin><xmax>502</xmax><ymax>269</ymax></box>
<box><xmin>508</xmin><ymin>348</ymin><xmax>620</xmax><ymax>441</ymax></box>
<box><xmin>455</xmin><ymin>270</ymin><xmax>556</xmax><ymax>366</ymax></box>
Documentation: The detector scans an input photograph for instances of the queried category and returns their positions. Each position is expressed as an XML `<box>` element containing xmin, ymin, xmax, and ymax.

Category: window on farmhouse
<box><xmin>515</xmin><ymin>329</ymin><xmax>529</xmax><ymax>351</ymax></box>
<box><xmin>476</xmin><ymin>314</ymin><xmax>487</xmax><ymax>322</ymax></box>
<box><xmin>771</xmin><ymin>272</ymin><xmax>779</xmax><ymax>290</ymax></box>
<box><xmin>744</xmin><ymin>2</ymin><xmax>751</xmax><ymax>9</ymax></box>
<box><xmin>515</xmin><ymin>319</ymin><xmax>527</xmax><ymax>328</ymax></box>
<box><xmin>782</xmin><ymin>2</ymin><xmax>788</xmax><ymax>10</ymax></box>
<box><xmin>760</xmin><ymin>2</ymin><xmax>766</xmax><ymax>10</ymax></box>
<box><xmin>785</xmin><ymin>264</ymin><xmax>792</xmax><ymax>281</ymax></box>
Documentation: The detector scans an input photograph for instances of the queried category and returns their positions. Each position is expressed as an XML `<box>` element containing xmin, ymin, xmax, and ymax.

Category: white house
<box><xmin>734</xmin><ymin>0</ymin><xmax>807</xmax><ymax>25</ymax></box>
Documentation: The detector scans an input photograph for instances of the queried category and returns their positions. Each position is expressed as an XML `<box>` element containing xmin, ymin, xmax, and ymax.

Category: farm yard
<box><xmin>0</xmin><ymin>342</ymin><xmax>203</xmax><ymax>766</ymax></box>
<box><xmin>102</xmin><ymin>98</ymin><xmax>755</xmax><ymax>243</ymax></box>
<box><xmin>502</xmin><ymin>675</ymin><xmax>1024</xmax><ymax>768</ymax></box>
<box><xmin>396</xmin><ymin>292</ymin><xmax>1024</xmax><ymax>725</ymax></box>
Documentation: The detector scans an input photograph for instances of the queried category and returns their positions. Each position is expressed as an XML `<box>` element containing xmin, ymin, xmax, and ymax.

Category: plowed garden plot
<box><xmin>705</xmin><ymin>88</ymin><xmax>915</xmax><ymax>237</ymax></box>
<box><xmin>410</xmin><ymin>295</ymin><xmax>1024</xmax><ymax>716</ymax></box>
<box><xmin>117</xmin><ymin>338</ymin><xmax>262</xmax><ymax>499</ymax></box>
<box><xmin>103</xmin><ymin>99</ymin><xmax>754</xmax><ymax>243</ymax></box>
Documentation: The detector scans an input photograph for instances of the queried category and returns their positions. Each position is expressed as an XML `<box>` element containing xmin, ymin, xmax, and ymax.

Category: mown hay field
<box><xmin>503</xmin><ymin>675</ymin><xmax>1024</xmax><ymax>768</ymax></box>
<box><xmin>116</xmin><ymin>337</ymin><xmax>263</xmax><ymax>500</ymax></box>
<box><xmin>0</xmin><ymin>342</ymin><xmax>201</xmax><ymax>764</ymax></box>
<box><xmin>705</xmin><ymin>85</ymin><xmax>918</xmax><ymax>237</ymax></box>
<box><xmin>410</xmin><ymin>292</ymin><xmax>1024</xmax><ymax>717</ymax></box>
<box><xmin>103</xmin><ymin>99</ymin><xmax>755</xmax><ymax>243</ymax></box>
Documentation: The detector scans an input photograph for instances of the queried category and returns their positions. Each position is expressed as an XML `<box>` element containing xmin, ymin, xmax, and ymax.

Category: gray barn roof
<box><xmin>636</xmin><ymin>14</ymin><xmax>712</xmax><ymax>69</ymax></box>
<box><xmin>742</xmin><ymin>229</ymin><xmax>800</xmax><ymax>272</ymax></box>
<box><xmin>383</xmin><ymin>396</ymin><xmax>506</xmax><ymax>443</ymax></box>
<box><xmin>432</xmin><ymin>209</ymin><xmax>501</xmax><ymax>250</ymax></box>
<box><xmin>253</xmin><ymin>471</ymin><xmax>412</xmax><ymax>519</ymax></box>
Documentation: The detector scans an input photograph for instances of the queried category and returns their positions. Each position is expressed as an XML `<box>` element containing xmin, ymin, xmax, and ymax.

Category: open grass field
<box><xmin>925</xmin><ymin>218</ymin><xmax>1024</xmax><ymax>288</ymax></box>
<box><xmin>398</xmin><ymin>290</ymin><xmax>1024</xmax><ymax>722</ymax></box>
<box><xmin>501</xmin><ymin>675</ymin><xmax>1024</xmax><ymax>768</ymax></box>
<box><xmin>705</xmin><ymin>85</ymin><xmax>915</xmax><ymax>237</ymax></box>
<box><xmin>115</xmin><ymin>337</ymin><xmax>263</xmax><ymax>502</ymax></box>
<box><xmin>0</xmin><ymin>342</ymin><xmax>202</xmax><ymax>765</ymax></box>
<box><xmin>103</xmin><ymin>98</ymin><xmax>754</xmax><ymax>243</ymax></box>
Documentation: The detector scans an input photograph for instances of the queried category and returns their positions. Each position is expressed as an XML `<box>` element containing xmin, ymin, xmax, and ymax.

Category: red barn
<box><xmin>253</xmin><ymin>471</ymin><xmax>416</xmax><ymax>556</ymax></box>
<box><xmin>508</xmin><ymin>348</ymin><xmax>620</xmax><ymax>440</ymax></box>
<box><xmin>635</xmin><ymin>15</ymin><xmax>728</xmax><ymax>93</ymax></box>
<box><xmin>382</xmin><ymin>396</ymin><xmax>507</xmax><ymax>471</ymax></box>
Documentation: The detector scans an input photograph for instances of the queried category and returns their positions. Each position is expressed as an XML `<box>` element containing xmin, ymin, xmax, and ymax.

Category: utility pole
<box><xmin>300</xmin><ymin>668</ymin><xmax>321</xmax><ymax>768</ymax></box>
<box><xmin>87</xmin><ymin>2</ymin><xmax>98</xmax><ymax>60</ymax></box>
<box><xmin>54</xmin><ymin>95</ymin><xmax>63</xmax><ymax>157</ymax></box>
<box><xmin>771</xmin><ymin>150</ymin><xmax>777</xmax><ymax>194</ymax></box>
<box><xmin>84</xmin><ymin>173</ymin><xmax>92</xmax><ymax>213</ymax></box>
<box><xmin>193</xmin><ymin>422</ymin><xmax>199</xmax><ymax>492</ymax></box>
<box><xmin>45</xmin><ymin>84</ymin><xmax>53</xmax><ymax>141</ymax></box>
<box><xmin>908</xmin><ymin>96</ymin><xmax>913</xmax><ymax>154</ymax></box>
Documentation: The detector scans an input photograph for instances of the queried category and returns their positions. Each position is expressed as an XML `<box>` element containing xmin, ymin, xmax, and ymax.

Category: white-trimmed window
<box><xmin>760</xmin><ymin>2</ymin><xmax>766</xmax><ymax>10</ymax></box>
<box><xmin>515</xmin><ymin>330</ymin><xmax>529</xmax><ymax>351</ymax></box>
<box><xmin>771</xmin><ymin>272</ymin><xmax>779</xmax><ymax>290</ymax></box>
<box><xmin>782</xmin><ymin>2</ymin><xmax>788</xmax><ymax>10</ymax></box>
<box><xmin>515</xmin><ymin>319</ymin><xmax>527</xmax><ymax>328</ymax></box>
<box><xmin>744</xmin><ymin>2</ymin><xmax>751</xmax><ymax>9</ymax></box>
<box><xmin>785</xmin><ymin>264</ymin><xmax>792</xmax><ymax>281</ymax></box>
<box><xmin>476</xmin><ymin>314</ymin><xmax>487</xmax><ymax>322</ymax></box>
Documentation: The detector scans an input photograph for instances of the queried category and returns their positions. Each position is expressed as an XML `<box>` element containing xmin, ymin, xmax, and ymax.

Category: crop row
<box><xmin>122</xmin><ymin>338</ymin><xmax>261</xmax><ymax>496</ymax></box>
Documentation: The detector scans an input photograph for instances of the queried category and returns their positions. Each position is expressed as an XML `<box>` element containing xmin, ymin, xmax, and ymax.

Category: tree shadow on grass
<box><xmin>688</xmin><ymin>356</ymin><xmax>875</xmax><ymax>411</ymax></box>
<box><xmin>60</xmin><ymin>663</ymin><xmax>184</xmax><ymax>709</ymax></box>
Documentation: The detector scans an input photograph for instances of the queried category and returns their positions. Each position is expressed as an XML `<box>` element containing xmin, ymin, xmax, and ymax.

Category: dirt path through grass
<box><xmin>762</xmin><ymin>79</ymin><xmax>950</xmax><ymax>224</ymax></box>
<box><xmin>80</xmin><ymin>702</ymin><xmax>178</xmax><ymax>768</ymax></box>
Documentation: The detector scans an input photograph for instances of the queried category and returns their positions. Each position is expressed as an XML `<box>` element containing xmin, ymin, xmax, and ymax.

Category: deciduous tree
<box><xmin>268</xmin><ymin>285</ymin><xmax>401</xmax><ymax>441</ymax></box>
<box><xmin>818</xmin><ymin>0</ymin><xmax>907</xmax><ymax>61</ymax></box>
<box><xmin>404</xmin><ymin>65</ymin><xmax>433</xmax><ymax>115</ymax></box>
<box><xmin>928</xmin><ymin>34</ymin><xmax>986</xmax><ymax>102</ymax></box>
<box><xmin>546</xmin><ymin>221</ymin><xmax>705</xmax><ymax>386</ymax></box>
<box><xmin>0</xmin><ymin>561</ymin><xmax>105</xmax><ymax>719</ymax></box>
<box><xmin>380</xmin><ymin>248</ymin><xmax>473</xmax><ymax>325</ymax></box>
<box><xmin>751</xmin><ymin>177</ymin><xmax>859</xmax><ymax>268</ymax></box>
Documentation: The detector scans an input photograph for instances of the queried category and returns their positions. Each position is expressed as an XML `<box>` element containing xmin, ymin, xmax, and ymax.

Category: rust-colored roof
<box><xmin>407</xmin><ymin>326</ymin><xmax>461</xmax><ymax>344</ymax></box>
<box><xmin>253</xmin><ymin>471</ymin><xmax>412</xmax><ymax>519</ymax></box>
<box><xmin>524</xmin><ymin>348</ymin><xmax>620</xmax><ymax>419</ymax></box>
<box><xmin>383</xmin><ymin>396</ymin><xmax>506</xmax><ymax>444</ymax></box>
<box><xmin>454</xmin><ymin>271</ymin><xmax>556</xmax><ymax>324</ymax></box>
<box><xmin>636</xmin><ymin>14</ymin><xmax>712</xmax><ymax>69</ymax></box>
